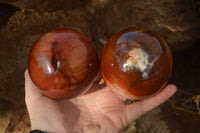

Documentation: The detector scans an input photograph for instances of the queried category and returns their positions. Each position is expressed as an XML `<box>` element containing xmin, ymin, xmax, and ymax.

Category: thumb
<box><xmin>122</xmin><ymin>84</ymin><xmax>177</xmax><ymax>125</ymax></box>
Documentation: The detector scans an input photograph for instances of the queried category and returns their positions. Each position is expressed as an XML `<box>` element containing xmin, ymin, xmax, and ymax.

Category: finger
<box><xmin>123</xmin><ymin>84</ymin><xmax>177</xmax><ymax>125</ymax></box>
<box><xmin>25</xmin><ymin>69</ymin><xmax>42</xmax><ymax>103</ymax></box>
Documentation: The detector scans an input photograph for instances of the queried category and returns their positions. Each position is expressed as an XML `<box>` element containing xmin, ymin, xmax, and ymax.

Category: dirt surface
<box><xmin>0</xmin><ymin>0</ymin><xmax>200</xmax><ymax>133</ymax></box>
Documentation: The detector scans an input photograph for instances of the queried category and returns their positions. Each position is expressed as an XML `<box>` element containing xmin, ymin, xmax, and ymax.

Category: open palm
<box><xmin>25</xmin><ymin>70</ymin><xmax>176</xmax><ymax>133</ymax></box>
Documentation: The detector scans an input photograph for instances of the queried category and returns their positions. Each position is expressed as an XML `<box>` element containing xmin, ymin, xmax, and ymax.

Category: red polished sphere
<box><xmin>28</xmin><ymin>29</ymin><xmax>99</xmax><ymax>99</ymax></box>
<box><xmin>101</xmin><ymin>28</ymin><xmax>172</xmax><ymax>100</ymax></box>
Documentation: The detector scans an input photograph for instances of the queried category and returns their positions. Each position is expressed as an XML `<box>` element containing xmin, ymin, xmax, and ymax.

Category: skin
<box><xmin>25</xmin><ymin>70</ymin><xmax>177</xmax><ymax>133</ymax></box>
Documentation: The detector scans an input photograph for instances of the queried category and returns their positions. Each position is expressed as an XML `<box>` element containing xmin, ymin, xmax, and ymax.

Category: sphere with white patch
<box><xmin>101</xmin><ymin>27</ymin><xmax>173</xmax><ymax>100</ymax></box>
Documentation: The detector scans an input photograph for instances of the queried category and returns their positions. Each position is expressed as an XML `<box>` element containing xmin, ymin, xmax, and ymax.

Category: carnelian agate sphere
<box><xmin>28</xmin><ymin>29</ymin><xmax>99</xmax><ymax>99</ymax></box>
<box><xmin>101</xmin><ymin>28</ymin><xmax>172</xmax><ymax>100</ymax></box>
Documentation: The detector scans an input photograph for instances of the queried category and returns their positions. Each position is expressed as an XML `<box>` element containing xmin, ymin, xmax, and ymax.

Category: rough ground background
<box><xmin>0</xmin><ymin>0</ymin><xmax>200</xmax><ymax>132</ymax></box>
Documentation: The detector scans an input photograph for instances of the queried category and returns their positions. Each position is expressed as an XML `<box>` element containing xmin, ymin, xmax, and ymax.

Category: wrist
<box><xmin>30</xmin><ymin>130</ymin><xmax>47</xmax><ymax>133</ymax></box>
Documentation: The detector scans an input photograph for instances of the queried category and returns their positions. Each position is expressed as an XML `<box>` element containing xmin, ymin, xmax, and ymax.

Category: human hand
<box><xmin>25</xmin><ymin>70</ymin><xmax>177</xmax><ymax>133</ymax></box>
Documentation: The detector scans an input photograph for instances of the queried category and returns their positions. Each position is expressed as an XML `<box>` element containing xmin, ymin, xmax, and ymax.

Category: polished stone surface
<box><xmin>101</xmin><ymin>28</ymin><xmax>172</xmax><ymax>99</ymax></box>
<box><xmin>28</xmin><ymin>29</ymin><xmax>99</xmax><ymax>99</ymax></box>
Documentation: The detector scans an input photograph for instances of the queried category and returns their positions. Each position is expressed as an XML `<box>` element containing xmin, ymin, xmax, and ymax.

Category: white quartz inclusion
<box><xmin>122</xmin><ymin>48</ymin><xmax>150</xmax><ymax>79</ymax></box>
